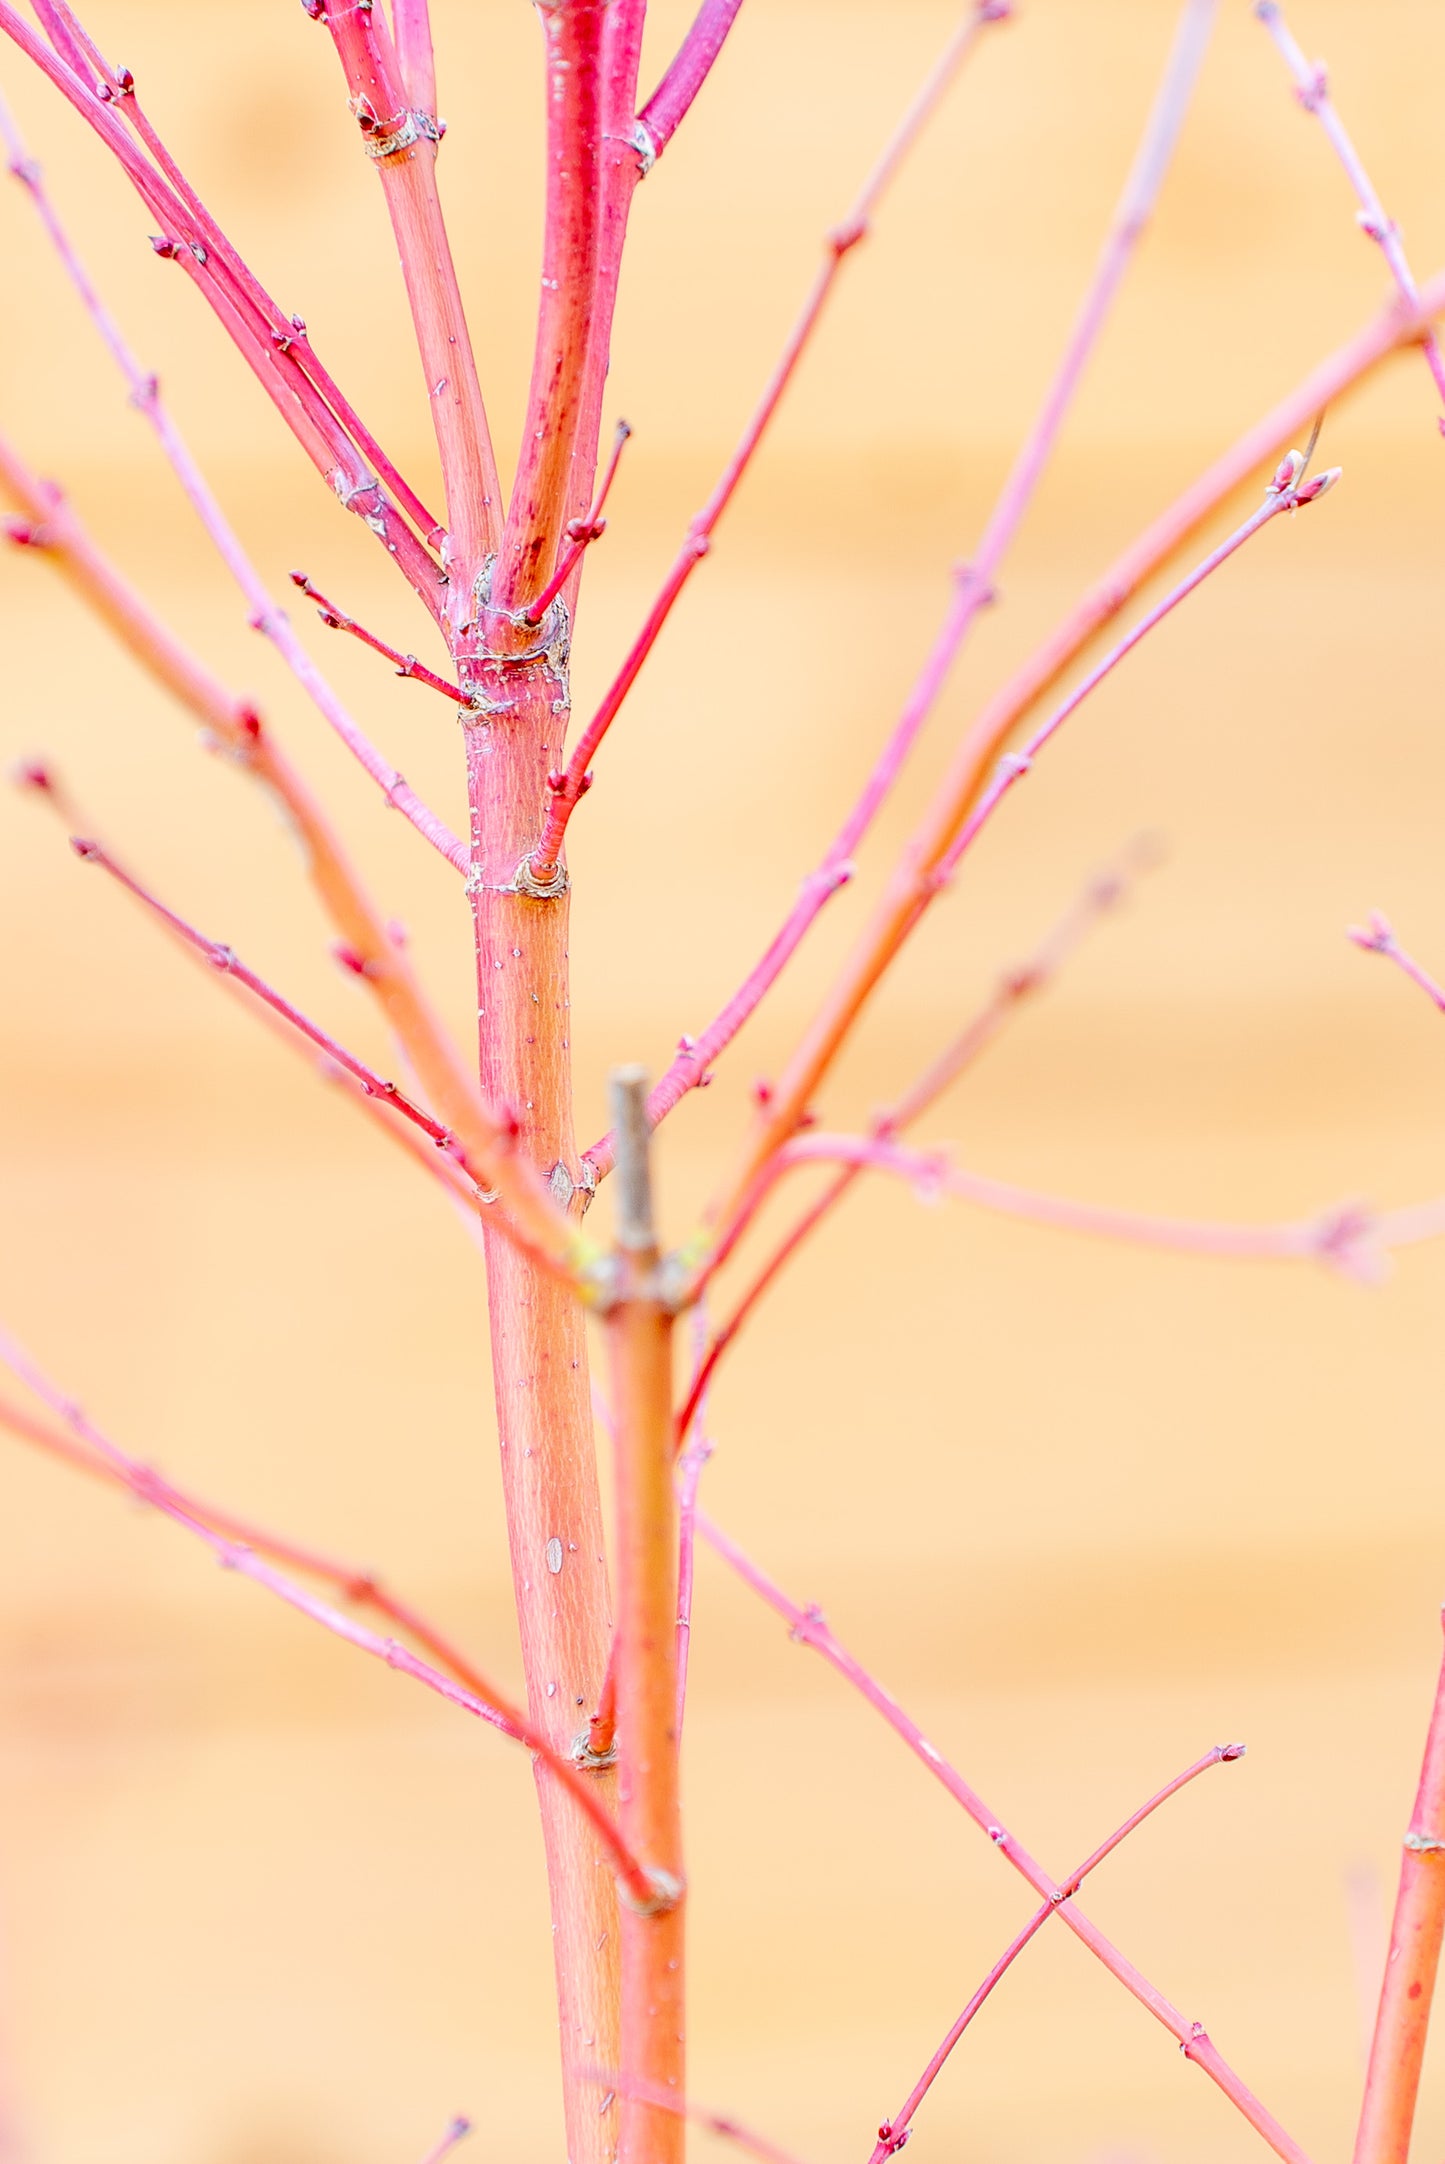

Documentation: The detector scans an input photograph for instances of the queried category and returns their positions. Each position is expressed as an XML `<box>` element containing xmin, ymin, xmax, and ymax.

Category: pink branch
<box><xmin>672</xmin><ymin>843</ymin><xmax>1156</xmax><ymax>1439</ymax></box>
<box><xmin>0</xmin><ymin>17</ymin><xmax>445</xmax><ymax>600</ymax></box>
<box><xmin>489</xmin><ymin>0</ymin><xmax>609</xmax><ymax>617</ymax></box>
<box><xmin>0</xmin><ymin>1387</ymin><xmax>489</xmax><ymax>1707</ymax></box>
<box><xmin>289</xmin><ymin>572</ymin><xmax>466</xmax><ymax>705</ymax></box>
<box><xmin>583</xmin><ymin>0</ymin><xmax>1216</xmax><ymax>1168</ymax></box>
<box><xmin>697</xmin><ymin>1513</ymin><xmax>1312</xmax><ymax>2164</ymax></box>
<box><xmin>873</xmin><ymin>1746</ymin><xmax>1244</xmax><ymax>2159</ymax></box>
<box><xmin>527</xmin><ymin>0</ymin><xmax>1009</xmax><ymax>883</ymax></box>
<box><xmin>760</xmin><ymin>1130</ymin><xmax>1445</xmax><ymax>1288</ymax></box>
<box><xmin>635</xmin><ymin>0</ymin><xmax>751</xmax><ymax>163</ymax></box>
<box><xmin>391</xmin><ymin>0</ymin><xmax>438</xmax><ymax>121</ymax></box>
<box><xmin>70</xmin><ymin>835</ymin><xmax>472</xmax><ymax>1167</ymax></box>
<box><xmin>0</xmin><ymin>1331</ymin><xmax>657</xmax><ymax>1909</ymax></box>
<box><xmin>0</xmin><ymin>94</ymin><xmax>466</xmax><ymax>869</ymax></box>
<box><xmin>522</xmin><ymin>418</ymin><xmax>631</xmax><ymax>627</ymax></box>
<box><xmin>1256</xmin><ymin>1</ymin><xmax>1445</xmax><ymax>428</ymax></box>
<box><xmin>928</xmin><ymin>454</ymin><xmax>1339</xmax><ymax>892</ymax></box>
<box><xmin>1349</xmin><ymin>912</ymin><xmax>1445</xmax><ymax>1014</ymax></box>
<box><xmin>415</xmin><ymin>2117</ymin><xmax>471</xmax><ymax>2164</ymax></box>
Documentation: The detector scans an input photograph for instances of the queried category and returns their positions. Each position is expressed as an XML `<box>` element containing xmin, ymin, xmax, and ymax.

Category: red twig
<box><xmin>872</xmin><ymin>1745</ymin><xmax>1245</xmax><ymax>2159</ymax></box>
<box><xmin>673</xmin><ymin>844</ymin><xmax>1156</xmax><ymax>1438</ymax></box>
<box><xmin>0</xmin><ymin>15</ymin><xmax>446</xmax><ymax>606</ymax></box>
<box><xmin>289</xmin><ymin>572</ymin><xmax>466</xmax><ymax>703</ymax></box>
<box><xmin>522</xmin><ymin>419</ymin><xmax>631</xmax><ymax>627</ymax></box>
<box><xmin>0</xmin><ymin>93</ymin><xmax>465</xmax><ymax>868</ymax></box>
<box><xmin>697</xmin><ymin>1513</ymin><xmax>1312</xmax><ymax>2164</ymax></box>
<box><xmin>1256</xmin><ymin>1</ymin><xmax>1445</xmax><ymax>429</ymax></box>
<box><xmin>583</xmin><ymin>0</ymin><xmax>1216</xmax><ymax>1172</ymax></box>
<box><xmin>69</xmin><ymin>833</ymin><xmax>473</xmax><ymax>1163</ymax></box>
<box><xmin>0</xmin><ymin>1330</ymin><xmax>656</xmax><ymax>1908</ymax></box>
<box><xmin>635</xmin><ymin>0</ymin><xmax>751</xmax><ymax>163</ymax></box>
<box><xmin>1349</xmin><ymin>912</ymin><xmax>1445</xmax><ymax>1014</ymax></box>
<box><xmin>526</xmin><ymin>0</ymin><xmax>1007</xmax><ymax>883</ymax></box>
<box><xmin>1353</xmin><ymin>1620</ymin><xmax>1445</xmax><ymax>2164</ymax></box>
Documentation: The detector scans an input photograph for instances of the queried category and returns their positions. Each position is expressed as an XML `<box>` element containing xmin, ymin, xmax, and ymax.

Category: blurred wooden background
<box><xmin>2</xmin><ymin>2</ymin><xmax>1445</xmax><ymax>2159</ymax></box>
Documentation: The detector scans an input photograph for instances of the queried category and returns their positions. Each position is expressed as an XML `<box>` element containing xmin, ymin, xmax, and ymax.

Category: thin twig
<box><xmin>523</xmin><ymin>418</ymin><xmax>631</xmax><ymax>626</ymax></box>
<box><xmin>871</xmin><ymin>1745</ymin><xmax>1245</xmax><ymax>2159</ymax></box>
<box><xmin>0</xmin><ymin>1330</ymin><xmax>658</xmax><ymax>1907</ymax></box>
<box><xmin>697</xmin><ymin>1513</ymin><xmax>1312</xmax><ymax>2164</ymax></box>
<box><xmin>527</xmin><ymin>0</ymin><xmax>1007</xmax><ymax>883</ymax></box>
<box><xmin>635</xmin><ymin>0</ymin><xmax>752</xmax><ymax>162</ymax></box>
<box><xmin>582</xmin><ymin>2067</ymin><xmax>813</xmax><ymax>2164</ymax></box>
<box><xmin>675</xmin><ymin>1306</ymin><xmax>715</xmax><ymax>1734</ymax></box>
<box><xmin>584</xmin><ymin>0</ymin><xmax>1218</xmax><ymax>1173</ymax></box>
<box><xmin>673</xmin><ymin>843</ymin><xmax>1157</xmax><ymax>1437</ymax></box>
<box><xmin>415</xmin><ymin>2117</ymin><xmax>471</xmax><ymax>2164</ymax></box>
<box><xmin>1349</xmin><ymin>912</ymin><xmax>1445</xmax><ymax>1013</ymax></box>
<box><xmin>0</xmin><ymin>94</ymin><xmax>465</xmax><ymax>865</ymax></box>
<box><xmin>1256</xmin><ymin>1</ymin><xmax>1445</xmax><ymax>427</ymax></box>
<box><xmin>289</xmin><ymin>572</ymin><xmax>467</xmax><ymax>704</ymax></box>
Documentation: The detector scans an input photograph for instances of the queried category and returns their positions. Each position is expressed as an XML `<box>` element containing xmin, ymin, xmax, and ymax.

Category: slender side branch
<box><xmin>1256</xmin><ymin>1</ymin><xmax>1445</xmax><ymax>426</ymax></box>
<box><xmin>64</xmin><ymin>834</ymin><xmax>581</xmax><ymax>1281</ymax></box>
<box><xmin>0</xmin><ymin>1331</ymin><xmax>656</xmax><ymax>1905</ymax></box>
<box><xmin>0</xmin><ymin>1390</ymin><xmax>489</xmax><ymax>1704</ymax></box>
<box><xmin>584</xmin><ymin>0</ymin><xmax>1217</xmax><ymax>1169</ymax></box>
<box><xmin>0</xmin><ymin>22</ymin><xmax>446</xmax><ymax>608</ymax></box>
<box><xmin>698</xmin><ymin>1514</ymin><xmax>1312</xmax><ymax>2164</ymax></box>
<box><xmin>635</xmin><ymin>0</ymin><xmax>751</xmax><ymax>162</ymax></box>
<box><xmin>704</xmin><ymin>257</ymin><xmax>1445</xmax><ymax>1236</ymax></box>
<box><xmin>674</xmin><ymin>845</ymin><xmax>1154</xmax><ymax>1435</ymax></box>
<box><xmin>872</xmin><ymin>1745</ymin><xmax>1244</xmax><ymax>2159</ymax></box>
<box><xmin>0</xmin><ymin>106</ymin><xmax>463</xmax><ymax>858</ymax></box>
<box><xmin>527</xmin><ymin>0</ymin><xmax>1007</xmax><ymax>885</ymax></box>
<box><xmin>1353</xmin><ymin>1620</ymin><xmax>1445</xmax><ymax>2164</ymax></box>
<box><xmin>415</xmin><ymin>2120</ymin><xmax>471</xmax><ymax>2164</ymax></box>
<box><xmin>290</xmin><ymin>572</ymin><xmax>467</xmax><ymax>704</ymax></box>
<box><xmin>1350</xmin><ymin>913</ymin><xmax>1445</xmax><ymax>1015</ymax></box>
<box><xmin>584</xmin><ymin>2069</ymin><xmax>812</xmax><ymax>2164</ymax></box>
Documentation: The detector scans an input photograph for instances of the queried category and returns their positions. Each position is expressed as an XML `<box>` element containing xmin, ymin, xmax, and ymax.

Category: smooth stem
<box><xmin>493</xmin><ymin>0</ymin><xmax>608</xmax><ymax>617</ymax></box>
<box><xmin>637</xmin><ymin>0</ymin><xmax>749</xmax><ymax>160</ymax></box>
<box><xmin>1353</xmin><ymin>1618</ymin><xmax>1445</xmax><ymax>2164</ymax></box>
<box><xmin>607</xmin><ymin>1070</ymin><xmax>685</xmax><ymax>2164</ymax></box>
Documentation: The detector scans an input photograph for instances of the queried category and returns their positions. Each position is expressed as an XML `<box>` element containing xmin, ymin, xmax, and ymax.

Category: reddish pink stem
<box><xmin>873</xmin><ymin>1746</ymin><xmax>1245</xmax><ymax>2159</ymax></box>
<box><xmin>1256</xmin><ymin>1</ymin><xmax>1445</xmax><ymax>427</ymax></box>
<box><xmin>527</xmin><ymin>0</ymin><xmax>1007</xmax><ymax>883</ymax></box>
<box><xmin>391</xmin><ymin>0</ymin><xmax>438</xmax><ymax>119</ymax></box>
<box><xmin>584</xmin><ymin>2068</ymin><xmax>813</xmax><ymax>2164</ymax></box>
<box><xmin>674</xmin><ymin>1309</ymin><xmax>714</xmax><ymax>1735</ymax></box>
<box><xmin>635</xmin><ymin>0</ymin><xmax>750</xmax><ymax>162</ymax></box>
<box><xmin>697</xmin><ymin>1513</ymin><xmax>1312</xmax><ymax>2164</ymax></box>
<box><xmin>289</xmin><ymin>572</ymin><xmax>466</xmax><ymax>703</ymax></box>
<box><xmin>583</xmin><ymin>0</ymin><xmax>1216</xmax><ymax>1170</ymax></box>
<box><xmin>928</xmin><ymin>457</ymin><xmax>1338</xmax><ymax>890</ymax></box>
<box><xmin>70</xmin><ymin>836</ymin><xmax>471</xmax><ymax>1168</ymax></box>
<box><xmin>0</xmin><ymin>93</ymin><xmax>465</xmax><ymax>868</ymax></box>
<box><xmin>523</xmin><ymin>419</ymin><xmax>631</xmax><ymax>626</ymax></box>
<box><xmin>1350</xmin><ymin>912</ymin><xmax>1445</xmax><ymax>1014</ymax></box>
<box><xmin>671</xmin><ymin>845</ymin><xmax>1157</xmax><ymax>1439</ymax></box>
<box><xmin>0</xmin><ymin>1329</ymin><xmax>655</xmax><ymax>1907</ymax></box>
<box><xmin>0</xmin><ymin>16</ymin><xmax>446</xmax><ymax>605</ymax></box>
<box><xmin>0</xmin><ymin>1388</ymin><xmax>488</xmax><ymax>1705</ymax></box>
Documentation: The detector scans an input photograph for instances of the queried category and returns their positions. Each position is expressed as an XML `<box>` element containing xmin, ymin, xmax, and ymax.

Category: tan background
<box><xmin>3</xmin><ymin>2</ymin><xmax>1445</xmax><ymax>2159</ymax></box>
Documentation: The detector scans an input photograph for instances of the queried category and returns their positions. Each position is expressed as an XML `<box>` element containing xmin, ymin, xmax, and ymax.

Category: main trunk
<box><xmin>466</xmin><ymin>652</ymin><xmax>620</xmax><ymax>2164</ymax></box>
